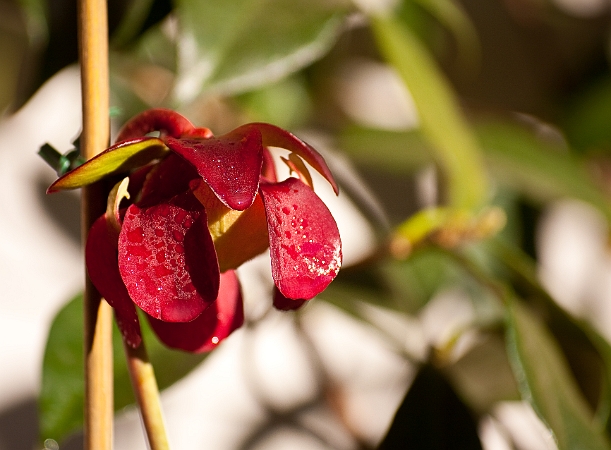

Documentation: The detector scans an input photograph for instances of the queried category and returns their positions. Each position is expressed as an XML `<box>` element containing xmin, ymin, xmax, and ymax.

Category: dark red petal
<box><xmin>236</xmin><ymin>123</ymin><xmax>339</xmax><ymax>194</ymax></box>
<box><xmin>146</xmin><ymin>270</ymin><xmax>244</xmax><ymax>353</ymax></box>
<box><xmin>116</xmin><ymin>108</ymin><xmax>195</xmax><ymax>141</ymax></box>
<box><xmin>86</xmin><ymin>214</ymin><xmax>142</xmax><ymax>348</ymax></box>
<box><xmin>260</xmin><ymin>178</ymin><xmax>342</xmax><ymax>300</ymax></box>
<box><xmin>165</xmin><ymin>126</ymin><xmax>263</xmax><ymax>211</ymax></box>
<box><xmin>272</xmin><ymin>286</ymin><xmax>306</xmax><ymax>311</ymax></box>
<box><xmin>138</xmin><ymin>153</ymin><xmax>199</xmax><ymax>207</ymax></box>
<box><xmin>261</xmin><ymin>147</ymin><xmax>277</xmax><ymax>182</ymax></box>
<box><xmin>118</xmin><ymin>195</ymin><xmax>220</xmax><ymax>322</ymax></box>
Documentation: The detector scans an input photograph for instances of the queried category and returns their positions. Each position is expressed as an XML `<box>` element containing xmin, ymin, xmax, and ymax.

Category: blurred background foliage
<box><xmin>6</xmin><ymin>0</ymin><xmax>611</xmax><ymax>448</ymax></box>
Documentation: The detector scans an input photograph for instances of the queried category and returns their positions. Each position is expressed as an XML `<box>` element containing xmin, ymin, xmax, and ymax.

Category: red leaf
<box><xmin>260</xmin><ymin>178</ymin><xmax>342</xmax><ymax>300</ymax></box>
<box><xmin>146</xmin><ymin>270</ymin><xmax>244</xmax><ymax>352</ymax></box>
<box><xmin>237</xmin><ymin>123</ymin><xmax>339</xmax><ymax>194</ymax></box>
<box><xmin>165</xmin><ymin>126</ymin><xmax>263</xmax><ymax>211</ymax></box>
<box><xmin>86</xmin><ymin>214</ymin><xmax>142</xmax><ymax>348</ymax></box>
<box><xmin>116</xmin><ymin>108</ymin><xmax>196</xmax><ymax>141</ymax></box>
<box><xmin>118</xmin><ymin>194</ymin><xmax>219</xmax><ymax>322</ymax></box>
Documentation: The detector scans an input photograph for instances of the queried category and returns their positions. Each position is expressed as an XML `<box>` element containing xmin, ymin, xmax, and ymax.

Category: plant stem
<box><xmin>77</xmin><ymin>0</ymin><xmax>113</xmax><ymax>448</ymax></box>
<box><xmin>124</xmin><ymin>341</ymin><xmax>171</xmax><ymax>450</ymax></box>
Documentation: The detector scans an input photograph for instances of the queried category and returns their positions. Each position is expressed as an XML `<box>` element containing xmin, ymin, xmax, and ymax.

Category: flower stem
<box><xmin>124</xmin><ymin>341</ymin><xmax>171</xmax><ymax>450</ymax></box>
<box><xmin>77</xmin><ymin>0</ymin><xmax>113</xmax><ymax>448</ymax></box>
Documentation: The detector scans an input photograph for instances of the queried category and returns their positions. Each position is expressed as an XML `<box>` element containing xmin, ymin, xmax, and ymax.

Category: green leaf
<box><xmin>338</xmin><ymin>125</ymin><xmax>433</xmax><ymax>174</ymax></box>
<box><xmin>173</xmin><ymin>0</ymin><xmax>349</xmax><ymax>102</ymax></box>
<box><xmin>370</xmin><ymin>14</ymin><xmax>488</xmax><ymax>209</ymax></box>
<box><xmin>47</xmin><ymin>138</ymin><xmax>168</xmax><ymax>192</ymax></box>
<box><xmin>563</xmin><ymin>77</ymin><xmax>611</xmax><ymax>152</ymax></box>
<box><xmin>491</xmin><ymin>240</ymin><xmax>611</xmax><ymax>429</ymax></box>
<box><xmin>410</xmin><ymin>0</ymin><xmax>480</xmax><ymax>73</ymax></box>
<box><xmin>506</xmin><ymin>299</ymin><xmax>611</xmax><ymax>450</ymax></box>
<box><xmin>378</xmin><ymin>364</ymin><xmax>482</xmax><ymax>449</ymax></box>
<box><xmin>339</xmin><ymin>121</ymin><xmax>611</xmax><ymax>223</ymax></box>
<box><xmin>39</xmin><ymin>295</ymin><xmax>85</xmax><ymax>444</ymax></box>
<box><xmin>477</xmin><ymin>120</ymin><xmax>611</xmax><ymax>222</ymax></box>
<box><xmin>39</xmin><ymin>294</ymin><xmax>207</xmax><ymax>444</ymax></box>
<box><xmin>110</xmin><ymin>0</ymin><xmax>156</xmax><ymax>47</ymax></box>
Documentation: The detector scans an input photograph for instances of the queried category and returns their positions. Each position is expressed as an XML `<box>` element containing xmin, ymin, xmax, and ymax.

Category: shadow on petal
<box><xmin>86</xmin><ymin>214</ymin><xmax>142</xmax><ymax>348</ymax></box>
<box><xmin>272</xmin><ymin>286</ymin><xmax>306</xmax><ymax>311</ymax></box>
<box><xmin>147</xmin><ymin>271</ymin><xmax>244</xmax><ymax>352</ymax></box>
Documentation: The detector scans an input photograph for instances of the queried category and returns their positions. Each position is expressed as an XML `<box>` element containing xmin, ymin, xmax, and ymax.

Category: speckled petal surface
<box><xmin>118</xmin><ymin>194</ymin><xmax>219</xmax><ymax>322</ymax></box>
<box><xmin>260</xmin><ymin>178</ymin><xmax>342</xmax><ymax>300</ymax></box>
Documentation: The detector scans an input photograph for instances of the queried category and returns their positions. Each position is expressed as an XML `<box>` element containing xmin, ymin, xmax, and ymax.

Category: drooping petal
<box><xmin>260</xmin><ymin>177</ymin><xmax>342</xmax><ymax>300</ymax></box>
<box><xmin>86</xmin><ymin>214</ymin><xmax>142</xmax><ymax>348</ymax></box>
<box><xmin>272</xmin><ymin>286</ymin><xmax>306</xmax><ymax>311</ymax></box>
<box><xmin>118</xmin><ymin>193</ymin><xmax>220</xmax><ymax>322</ymax></box>
<box><xmin>48</xmin><ymin>137</ymin><xmax>168</xmax><ymax>193</ymax></box>
<box><xmin>138</xmin><ymin>153</ymin><xmax>199</xmax><ymax>207</ymax></box>
<box><xmin>146</xmin><ymin>270</ymin><xmax>244</xmax><ymax>353</ymax></box>
<box><xmin>165</xmin><ymin>125</ymin><xmax>263</xmax><ymax>210</ymax></box>
<box><xmin>115</xmin><ymin>108</ymin><xmax>196</xmax><ymax>141</ymax></box>
<box><xmin>236</xmin><ymin>122</ymin><xmax>339</xmax><ymax>194</ymax></box>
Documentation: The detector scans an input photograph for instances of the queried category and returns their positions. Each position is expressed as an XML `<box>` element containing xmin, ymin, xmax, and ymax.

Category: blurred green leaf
<box><xmin>506</xmin><ymin>299</ymin><xmax>611</xmax><ymax>450</ymax></box>
<box><xmin>564</xmin><ymin>76</ymin><xmax>611</xmax><ymax>153</ymax></box>
<box><xmin>338</xmin><ymin>125</ymin><xmax>433</xmax><ymax>174</ymax></box>
<box><xmin>340</xmin><ymin>120</ymin><xmax>611</xmax><ymax>223</ymax></box>
<box><xmin>173</xmin><ymin>0</ymin><xmax>349</xmax><ymax>103</ymax></box>
<box><xmin>371</xmin><ymin>14</ymin><xmax>488</xmax><ymax>209</ymax></box>
<box><xmin>490</xmin><ymin>240</ymin><xmax>611</xmax><ymax>428</ymax></box>
<box><xmin>409</xmin><ymin>0</ymin><xmax>480</xmax><ymax>73</ymax></box>
<box><xmin>378</xmin><ymin>364</ymin><xmax>482</xmax><ymax>449</ymax></box>
<box><xmin>40</xmin><ymin>294</ymin><xmax>207</xmax><ymax>444</ymax></box>
<box><xmin>236</xmin><ymin>75</ymin><xmax>312</xmax><ymax>129</ymax></box>
<box><xmin>323</xmin><ymin>247</ymin><xmax>477</xmax><ymax>316</ymax></box>
<box><xmin>111</xmin><ymin>0</ymin><xmax>156</xmax><ymax>47</ymax></box>
<box><xmin>477</xmin><ymin>120</ymin><xmax>611</xmax><ymax>223</ymax></box>
<box><xmin>39</xmin><ymin>295</ymin><xmax>85</xmax><ymax>444</ymax></box>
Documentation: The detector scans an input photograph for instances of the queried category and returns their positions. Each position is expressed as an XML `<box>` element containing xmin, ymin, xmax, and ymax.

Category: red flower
<box><xmin>50</xmin><ymin>109</ymin><xmax>342</xmax><ymax>352</ymax></box>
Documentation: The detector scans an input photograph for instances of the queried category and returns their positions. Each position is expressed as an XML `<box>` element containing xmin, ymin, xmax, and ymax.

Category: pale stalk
<box><xmin>124</xmin><ymin>341</ymin><xmax>171</xmax><ymax>450</ymax></box>
<box><xmin>77</xmin><ymin>0</ymin><xmax>113</xmax><ymax>448</ymax></box>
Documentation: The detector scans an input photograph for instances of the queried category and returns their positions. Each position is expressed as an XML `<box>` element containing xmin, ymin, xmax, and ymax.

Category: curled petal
<box><xmin>272</xmin><ymin>287</ymin><xmax>306</xmax><ymax>311</ymax></box>
<box><xmin>116</xmin><ymin>108</ymin><xmax>196</xmax><ymax>141</ymax></box>
<box><xmin>86</xmin><ymin>214</ymin><xmax>142</xmax><ymax>348</ymax></box>
<box><xmin>165</xmin><ymin>126</ymin><xmax>263</xmax><ymax>210</ymax></box>
<box><xmin>118</xmin><ymin>194</ymin><xmax>220</xmax><ymax>322</ymax></box>
<box><xmin>146</xmin><ymin>271</ymin><xmax>244</xmax><ymax>353</ymax></box>
<box><xmin>260</xmin><ymin>178</ymin><xmax>342</xmax><ymax>300</ymax></box>
<box><xmin>236</xmin><ymin>122</ymin><xmax>339</xmax><ymax>194</ymax></box>
<box><xmin>48</xmin><ymin>137</ymin><xmax>168</xmax><ymax>193</ymax></box>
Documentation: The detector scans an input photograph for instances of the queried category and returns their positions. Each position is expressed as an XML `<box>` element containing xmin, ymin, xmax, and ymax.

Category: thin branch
<box><xmin>77</xmin><ymin>0</ymin><xmax>113</xmax><ymax>448</ymax></box>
